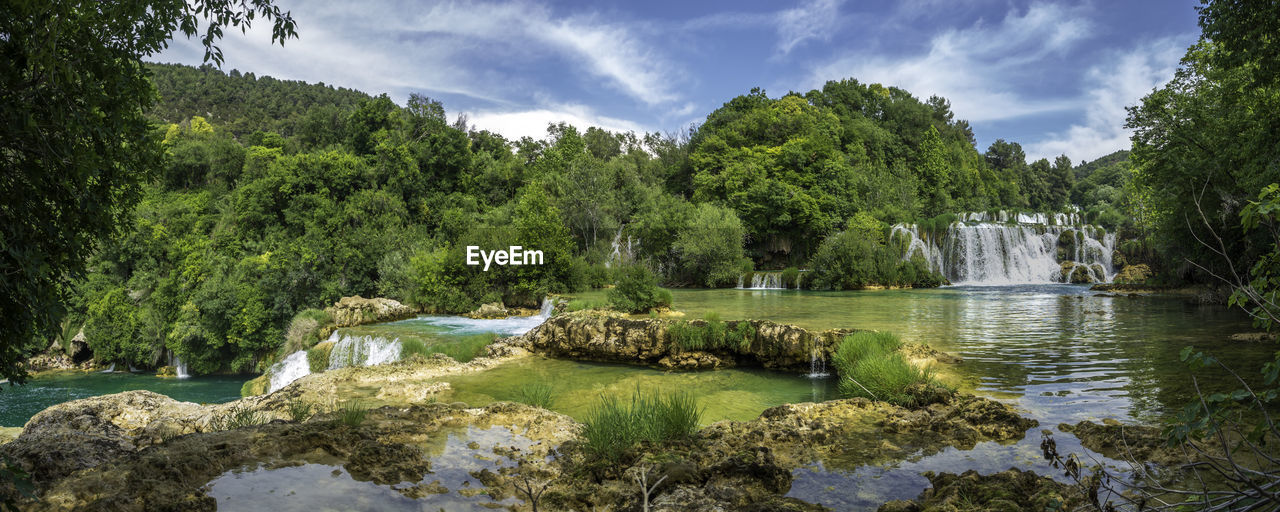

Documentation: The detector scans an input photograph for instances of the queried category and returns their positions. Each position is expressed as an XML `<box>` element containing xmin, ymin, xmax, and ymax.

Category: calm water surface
<box><xmin>0</xmin><ymin>371</ymin><xmax>247</xmax><ymax>427</ymax></box>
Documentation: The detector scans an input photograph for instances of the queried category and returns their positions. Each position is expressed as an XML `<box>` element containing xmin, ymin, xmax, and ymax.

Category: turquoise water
<box><xmin>0</xmin><ymin>371</ymin><xmax>248</xmax><ymax>427</ymax></box>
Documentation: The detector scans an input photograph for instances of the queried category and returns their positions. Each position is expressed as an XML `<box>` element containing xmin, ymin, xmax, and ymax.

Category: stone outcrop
<box><xmin>25</xmin><ymin>330</ymin><xmax>94</xmax><ymax>372</ymax></box>
<box><xmin>504</xmin><ymin>310</ymin><xmax>853</xmax><ymax>372</ymax></box>
<box><xmin>324</xmin><ymin>296</ymin><xmax>416</xmax><ymax>328</ymax></box>
<box><xmin>878</xmin><ymin>468</ymin><xmax>1082</xmax><ymax>511</ymax></box>
<box><xmin>465</xmin><ymin>302</ymin><xmax>508</xmax><ymax>319</ymax></box>
<box><xmin>1113</xmin><ymin>263</ymin><xmax>1152</xmax><ymax>284</ymax></box>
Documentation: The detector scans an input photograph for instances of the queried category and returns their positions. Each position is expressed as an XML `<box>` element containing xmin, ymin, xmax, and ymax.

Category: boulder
<box><xmin>1113</xmin><ymin>263</ymin><xmax>1152</xmax><ymax>284</ymax></box>
<box><xmin>466</xmin><ymin>302</ymin><xmax>509</xmax><ymax>319</ymax></box>
<box><xmin>324</xmin><ymin>296</ymin><xmax>416</xmax><ymax>328</ymax></box>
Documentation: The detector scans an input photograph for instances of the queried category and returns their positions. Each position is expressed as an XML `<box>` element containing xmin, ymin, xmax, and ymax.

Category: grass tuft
<box><xmin>336</xmin><ymin>400</ymin><xmax>369</xmax><ymax>427</ymax></box>
<box><xmin>581</xmin><ymin>388</ymin><xmax>702</xmax><ymax>464</ymax></box>
<box><xmin>210</xmin><ymin>404</ymin><xmax>269</xmax><ymax>431</ymax></box>
<box><xmin>397</xmin><ymin>333</ymin><xmax>497</xmax><ymax>364</ymax></box>
<box><xmin>831</xmin><ymin>331</ymin><xmax>942</xmax><ymax>407</ymax></box>
<box><xmin>515</xmin><ymin>382</ymin><xmax>556</xmax><ymax>409</ymax></box>
<box><xmin>565</xmin><ymin>298</ymin><xmax>609</xmax><ymax>312</ymax></box>
<box><xmin>285</xmin><ymin>398</ymin><xmax>314</xmax><ymax>422</ymax></box>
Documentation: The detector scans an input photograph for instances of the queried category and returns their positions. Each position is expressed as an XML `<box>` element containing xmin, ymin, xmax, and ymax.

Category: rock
<box><xmin>155</xmin><ymin>366</ymin><xmax>177</xmax><ymax>378</ymax></box>
<box><xmin>1114</xmin><ymin>264</ymin><xmax>1152</xmax><ymax>284</ymax></box>
<box><xmin>1059</xmin><ymin>420</ymin><xmax>1185</xmax><ymax>465</ymax></box>
<box><xmin>324</xmin><ymin>296</ymin><xmax>416</xmax><ymax>328</ymax></box>
<box><xmin>882</xmin><ymin>469</ymin><xmax>1082</xmax><ymax>511</ymax></box>
<box><xmin>1229</xmin><ymin>332</ymin><xmax>1276</xmax><ymax>342</ymax></box>
<box><xmin>466</xmin><ymin>302</ymin><xmax>509</xmax><ymax>319</ymax></box>
<box><xmin>507</xmin><ymin>310</ymin><xmax>853</xmax><ymax>372</ymax></box>
<box><xmin>0</xmin><ymin>427</ymin><xmax>21</xmax><ymax>446</ymax></box>
<box><xmin>1060</xmin><ymin>261</ymin><xmax>1093</xmax><ymax>283</ymax></box>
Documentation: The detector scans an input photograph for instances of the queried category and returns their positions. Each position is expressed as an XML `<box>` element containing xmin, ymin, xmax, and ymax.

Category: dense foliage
<box><xmin>0</xmin><ymin>1</ymin><xmax>295</xmax><ymax>385</ymax></box>
<box><xmin>26</xmin><ymin>50</ymin><xmax>1099</xmax><ymax>375</ymax></box>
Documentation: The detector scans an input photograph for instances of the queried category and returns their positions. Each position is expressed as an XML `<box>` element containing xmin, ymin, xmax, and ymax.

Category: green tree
<box><xmin>672</xmin><ymin>203</ymin><xmax>749</xmax><ymax>287</ymax></box>
<box><xmin>0</xmin><ymin>0</ymin><xmax>296</xmax><ymax>385</ymax></box>
<box><xmin>84</xmin><ymin>288</ymin><xmax>149</xmax><ymax>367</ymax></box>
<box><xmin>916</xmin><ymin>126</ymin><xmax>951</xmax><ymax>215</ymax></box>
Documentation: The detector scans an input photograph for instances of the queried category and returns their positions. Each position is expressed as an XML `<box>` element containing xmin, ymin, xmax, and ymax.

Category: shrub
<box><xmin>306</xmin><ymin>343</ymin><xmax>333</xmax><ymax>373</ymax></box>
<box><xmin>581</xmin><ymin>388</ymin><xmax>702</xmax><ymax>464</ymax></box>
<box><xmin>336</xmin><ymin>400</ymin><xmax>369</xmax><ymax>427</ymax></box>
<box><xmin>781</xmin><ymin>267</ymin><xmax>800</xmax><ymax>289</ymax></box>
<box><xmin>807</xmin><ymin>229</ymin><xmax>945</xmax><ymax>290</ymax></box>
<box><xmin>284</xmin><ymin>309</ymin><xmax>332</xmax><ymax>354</ymax></box>
<box><xmin>515</xmin><ymin>382</ymin><xmax>556</xmax><ymax>409</ymax></box>
<box><xmin>585</xmin><ymin>262</ymin><xmax>613</xmax><ymax>289</ymax></box>
<box><xmin>730</xmin><ymin>321</ymin><xmax>755</xmax><ymax>351</ymax></box>
<box><xmin>831</xmin><ymin>331</ymin><xmax>942</xmax><ymax>407</ymax></box>
<box><xmin>672</xmin><ymin>203</ymin><xmax>750</xmax><ymax>287</ymax></box>
<box><xmin>703</xmin><ymin>312</ymin><xmax>726</xmax><ymax>348</ymax></box>
<box><xmin>667</xmin><ymin>320</ymin><xmax>706</xmax><ymax>350</ymax></box>
<box><xmin>607</xmin><ymin>264</ymin><xmax>671</xmax><ymax>313</ymax></box>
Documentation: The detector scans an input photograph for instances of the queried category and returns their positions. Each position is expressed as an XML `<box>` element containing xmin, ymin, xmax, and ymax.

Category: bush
<box><xmin>285</xmin><ymin>309</ymin><xmax>331</xmax><ymax>354</ymax></box>
<box><xmin>607</xmin><ymin>264</ymin><xmax>671</xmax><ymax>313</ymax></box>
<box><xmin>831</xmin><ymin>331</ymin><xmax>942</xmax><ymax>407</ymax></box>
<box><xmin>781</xmin><ymin>267</ymin><xmax>800</xmax><ymax>289</ymax></box>
<box><xmin>585</xmin><ymin>262</ymin><xmax>613</xmax><ymax>289</ymax></box>
<box><xmin>581</xmin><ymin>388</ymin><xmax>702</xmax><ymax>464</ymax></box>
<box><xmin>730</xmin><ymin>321</ymin><xmax>755</xmax><ymax>351</ymax></box>
<box><xmin>672</xmin><ymin>203</ymin><xmax>749</xmax><ymax>287</ymax></box>
<box><xmin>807</xmin><ymin>229</ymin><xmax>945</xmax><ymax>290</ymax></box>
<box><xmin>306</xmin><ymin>343</ymin><xmax>333</xmax><ymax>373</ymax></box>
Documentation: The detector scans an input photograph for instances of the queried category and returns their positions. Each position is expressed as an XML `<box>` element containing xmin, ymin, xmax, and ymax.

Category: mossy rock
<box><xmin>155</xmin><ymin>366</ymin><xmax>177</xmax><ymax>378</ymax></box>
<box><xmin>241</xmin><ymin>375</ymin><xmax>269</xmax><ymax>397</ymax></box>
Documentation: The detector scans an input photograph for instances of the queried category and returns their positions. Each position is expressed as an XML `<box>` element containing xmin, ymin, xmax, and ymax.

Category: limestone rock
<box><xmin>466</xmin><ymin>302</ymin><xmax>509</xmax><ymax>319</ymax></box>
<box><xmin>1114</xmin><ymin>263</ymin><xmax>1152</xmax><ymax>284</ymax></box>
<box><xmin>324</xmin><ymin>296</ymin><xmax>416</xmax><ymax>328</ymax></box>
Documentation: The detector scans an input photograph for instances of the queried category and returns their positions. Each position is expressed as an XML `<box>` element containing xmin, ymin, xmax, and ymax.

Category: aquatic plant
<box><xmin>336</xmin><ymin>400</ymin><xmax>369</xmax><ymax>427</ymax></box>
<box><xmin>209</xmin><ymin>404</ymin><xmax>269</xmax><ymax>431</ymax></box>
<box><xmin>702</xmin><ymin>312</ymin><xmax>726</xmax><ymax>348</ymax></box>
<box><xmin>730</xmin><ymin>321</ymin><xmax>755</xmax><ymax>351</ymax></box>
<box><xmin>565</xmin><ymin>298</ymin><xmax>608</xmax><ymax>312</ymax></box>
<box><xmin>667</xmin><ymin>320</ymin><xmax>705</xmax><ymax>350</ymax></box>
<box><xmin>398</xmin><ymin>338</ymin><xmax>430</xmax><ymax>360</ymax></box>
<box><xmin>582</xmin><ymin>388</ymin><xmax>702</xmax><ymax>464</ymax></box>
<box><xmin>831</xmin><ymin>331</ymin><xmax>939</xmax><ymax>407</ymax></box>
<box><xmin>515</xmin><ymin>382</ymin><xmax>556</xmax><ymax>409</ymax></box>
<box><xmin>396</xmin><ymin>333</ymin><xmax>496</xmax><ymax>364</ymax></box>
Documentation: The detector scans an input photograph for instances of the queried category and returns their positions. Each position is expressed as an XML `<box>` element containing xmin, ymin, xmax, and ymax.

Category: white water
<box><xmin>808</xmin><ymin>337</ymin><xmax>829</xmax><ymax>378</ymax></box>
<box><xmin>737</xmin><ymin>271</ymin><xmax>804</xmax><ymax>290</ymax></box>
<box><xmin>891</xmin><ymin>211</ymin><xmax>1115</xmax><ymax>286</ymax></box>
<box><xmin>605</xmin><ymin>227</ymin><xmax>638</xmax><ymax>268</ymax></box>
<box><xmin>168</xmin><ymin>353</ymin><xmax>190</xmax><ymax>379</ymax></box>
<box><xmin>99</xmin><ymin>363</ymin><xmax>115</xmax><ymax>373</ymax></box>
<box><xmin>265</xmin><ymin>298</ymin><xmax>557</xmax><ymax>393</ymax></box>
<box><xmin>268</xmin><ymin>351</ymin><xmax>311</xmax><ymax>393</ymax></box>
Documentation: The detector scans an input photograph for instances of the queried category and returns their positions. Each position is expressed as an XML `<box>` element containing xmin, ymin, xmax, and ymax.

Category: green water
<box><xmin>577</xmin><ymin>284</ymin><xmax>1269</xmax><ymax>424</ymax></box>
<box><xmin>441</xmin><ymin>356</ymin><xmax>835</xmax><ymax>423</ymax></box>
<box><xmin>0</xmin><ymin>372</ymin><xmax>248</xmax><ymax>427</ymax></box>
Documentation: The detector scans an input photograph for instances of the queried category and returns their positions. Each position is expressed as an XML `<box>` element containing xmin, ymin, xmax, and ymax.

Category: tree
<box><xmin>672</xmin><ymin>203</ymin><xmax>749</xmax><ymax>287</ymax></box>
<box><xmin>1048</xmin><ymin>155</ymin><xmax>1073</xmax><ymax>211</ymax></box>
<box><xmin>916</xmin><ymin>126</ymin><xmax>951</xmax><ymax>215</ymax></box>
<box><xmin>0</xmin><ymin>1</ymin><xmax>297</xmax><ymax>386</ymax></box>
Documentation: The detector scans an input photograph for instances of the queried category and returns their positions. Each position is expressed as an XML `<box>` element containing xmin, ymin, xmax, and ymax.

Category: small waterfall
<box><xmin>605</xmin><ymin>227</ymin><xmax>638</xmax><ymax>268</ymax></box>
<box><xmin>891</xmin><ymin>210</ymin><xmax>1115</xmax><ymax>285</ymax></box>
<box><xmin>100</xmin><ymin>363</ymin><xmax>116</xmax><ymax>373</ymax></box>
<box><xmin>739</xmin><ymin>272</ymin><xmax>786</xmax><ymax>289</ymax></box>
<box><xmin>327</xmin><ymin>334</ymin><xmax>403</xmax><ymax>370</ymax></box>
<box><xmin>268</xmin><ymin>351</ymin><xmax>311</xmax><ymax>393</ymax></box>
<box><xmin>168</xmin><ymin>352</ymin><xmax>190</xmax><ymax>379</ymax></box>
<box><xmin>807</xmin><ymin>338</ymin><xmax>829</xmax><ymax>378</ymax></box>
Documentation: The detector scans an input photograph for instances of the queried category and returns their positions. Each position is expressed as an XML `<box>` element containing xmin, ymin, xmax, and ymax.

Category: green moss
<box><xmin>240</xmin><ymin>375</ymin><xmax>269</xmax><ymax>397</ymax></box>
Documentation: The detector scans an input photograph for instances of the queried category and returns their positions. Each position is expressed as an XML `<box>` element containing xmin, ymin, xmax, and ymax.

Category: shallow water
<box><xmin>206</xmin><ymin>425</ymin><xmax>531</xmax><ymax>511</ymax></box>
<box><xmin>441</xmin><ymin>356</ymin><xmax>835</xmax><ymax>423</ymax></box>
<box><xmin>0</xmin><ymin>372</ymin><xmax>248</xmax><ymax>427</ymax></box>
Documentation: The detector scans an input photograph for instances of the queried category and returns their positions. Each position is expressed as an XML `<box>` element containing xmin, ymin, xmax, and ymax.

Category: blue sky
<box><xmin>153</xmin><ymin>0</ymin><xmax>1200</xmax><ymax>163</ymax></box>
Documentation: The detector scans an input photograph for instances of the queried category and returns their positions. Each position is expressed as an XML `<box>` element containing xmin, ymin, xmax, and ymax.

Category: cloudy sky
<box><xmin>153</xmin><ymin>0</ymin><xmax>1200</xmax><ymax>163</ymax></box>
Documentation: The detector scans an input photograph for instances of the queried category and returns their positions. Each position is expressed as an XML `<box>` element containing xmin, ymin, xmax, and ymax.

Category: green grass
<box><xmin>514</xmin><ymin>382</ymin><xmax>556</xmax><ymax>409</ymax></box>
<box><xmin>285</xmin><ymin>398</ymin><xmax>314</xmax><ymax>422</ymax></box>
<box><xmin>581</xmin><ymin>388</ymin><xmax>703</xmax><ymax>464</ymax></box>
<box><xmin>730</xmin><ymin>321</ymin><xmax>755</xmax><ymax>351</ymax></box>
<box><xmin>669</xmin><ymin>312</ymin><xmax>746</xmax><ymax>352</ymax></box>
<box><xmin>396</xmin><ymin>333</ymin><xmax>497</xmax><ymax>364</ymax></box>
<box><xmin>307</xmin><ymin>344</ymin><xmax>333</xmax><ymax>373</ymax></box>
<box><xmin>703</xmin><ymin>312</ymin><xmax>726</xmax><ymax>347</ymax></box>
<box><xmin>209</xmin><ymin>404</ymin><xmax>269</xmax><ymax>431</ymax></box>
<box><xmin>668</xmin><ymin>320</ymin><xmax>706</xmax><ymax>350</ymax></box>
<box><xmin>336</xmin><ymin>400</ymin><xmax>369</xmax><ymax>427</ymax></box>
<box><xmin>781</xmin><ymin>267</ymin><xmax>800</xmax><ymax>289</ymax></box>
<box><xmin>565</xmin><ymin>298</ymin><xmax>609</xmax><ymax>312</ymax></box>
<box><xmin>831</xmin><ymin>331</ymin><xmax>942</xmax><ymax>407</ymax></box>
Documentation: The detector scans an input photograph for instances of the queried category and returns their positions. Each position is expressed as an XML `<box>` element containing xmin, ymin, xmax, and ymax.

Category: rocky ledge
<box><xmin>324</xmin><ymin>295</ymin><xmax>417</xmax><ymax>328</ymax></box>
<box><xmin>503</xmin><ymin>310</ymin><xmax>863</xmax><ymax>372</ymax></box>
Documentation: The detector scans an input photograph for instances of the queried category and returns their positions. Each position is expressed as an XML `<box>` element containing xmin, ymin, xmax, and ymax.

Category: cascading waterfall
<box><xmin>605</xmin><ymin>227</ymin><xmax>638</xmax><ymax>268</ymax></box>
<box><xmin>891</xmin><ymin>211</ymin><xmax>1116</xmax><ymax>285</ymax></box>
<box><xmin>808</xmin><ymin>337</ymin><xmax>829</xmax><ymax>378</ymax></box>
<box><xmin>100</xmin><ymin>363</ymin><xmax>116</xmax><ymax>373</ymax></box>
<box><xmin>268</xmin><ymin>351</ymin><xmax>311</xmax><ymax>393</ymax></box>
<box><xmin>736</xmin><ymin>271</ymin><xmax>804</xmax><ymax>290</ymax></box>
<box><xmin>327</xmin><ymin>332</ymin><xmax>403</xmax><ymax>370</ymax></box>
<box><xmin>168</xmin><ymin>352</ymin><xmax>190</xmax><ymax>379</ymax></box>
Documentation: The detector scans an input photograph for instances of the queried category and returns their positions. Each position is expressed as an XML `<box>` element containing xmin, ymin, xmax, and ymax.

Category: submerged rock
<box><xmin>324</xmin><ymin>296</ymin><xmax>416</xmax><ymax>328</ymax></box>
<box><xmin>465</xmin><ymin>301</ymin><xmax>509</xmax><ymax>319</ymax></box>
<box><xmin>879</xmin><ymin>468</ymin><xmax>1082</xmax><ymax>511</ymax></box>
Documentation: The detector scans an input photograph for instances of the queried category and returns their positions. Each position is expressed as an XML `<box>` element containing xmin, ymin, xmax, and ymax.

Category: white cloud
<box><xmin>467</xmin><ymin>103</ymin><xmax>650</xmax><ymax>141</ymax></box>
<box><xmin>1025</xmin><ymin>37</ymin><xmax>1189</xmax><ymax>162</ymax></box>
<box><xmin>777</xmin><ymin>0</ymin><xmax>844</xmax><ymax>55</ymax></box>
<box><xmin>806</xmin><ymin>2</ymin><xmax>1092</xmax><ymax>122</ymax></box>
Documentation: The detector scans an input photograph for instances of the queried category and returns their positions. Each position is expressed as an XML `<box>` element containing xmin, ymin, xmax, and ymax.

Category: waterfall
<box><xmin>168</xmin><ymin>352</ymin><xmax>190</xmax><ymax>379</ymax></box>
<box><xmin>738</xmin><ymin>272</ymin><xmax>786</xmax><ymax>289</ymax></box>
<box><xmin>327</xmin><ymin>334</ymin><xmax>403</xmax><ymax>370</ymax></box>
<box><xmin>807</xmin><ymin>338</ymin><xmax>829</xmax><ymax>378</ymax></box>
<box><xmin>268</xmin><ymin>351</ymin><xmax>311</xmax><ymax>393</ymax></box>
<box><xmin>100</xmin><ymin>363</ymin><xmax>116</xmax><ymax>373</ymax></box>
<box><xmin>891</xmin><ymin>211</ymin><xmax>1116</xmax><ymax>285</ymax></box>
<box><xmin>605</xmin><ymin>227</ymin><xmax>638</xmax><ymax>268</ymax></box>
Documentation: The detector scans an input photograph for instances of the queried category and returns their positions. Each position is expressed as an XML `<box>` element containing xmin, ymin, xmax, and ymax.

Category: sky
<box><xmin>152</xmin><ymin>0</ymin><xmax>1202</xmax><ymax>163</ymax></box>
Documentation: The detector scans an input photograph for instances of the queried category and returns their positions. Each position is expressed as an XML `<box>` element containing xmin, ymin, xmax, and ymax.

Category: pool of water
<box><xmin>0</xmin><ymin>371</ymin><xmax>248</xmax><ymax>427</ymax></box>
<box><xmin>440</xmin><ymin>356</ymin><xmax>835</xmax><ymax>423</ymax></box>
<box><xmin>206</xmin><ymin>425</ymin><xmax>531</xmax><ymax>511</ymax></box>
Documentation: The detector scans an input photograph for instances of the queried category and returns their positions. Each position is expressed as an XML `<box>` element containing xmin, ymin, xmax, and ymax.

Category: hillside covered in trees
<box><xmin>39</xmin><ymin>62</ymin><xmax>1133</xmax><ymax>375</ymax></box>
